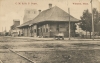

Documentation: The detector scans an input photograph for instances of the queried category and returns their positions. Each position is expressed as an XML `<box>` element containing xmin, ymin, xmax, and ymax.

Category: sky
<box><xmin>0</xmin><ymin>0</ymin><xmax>100</xmax><ymax>32</ymax></box>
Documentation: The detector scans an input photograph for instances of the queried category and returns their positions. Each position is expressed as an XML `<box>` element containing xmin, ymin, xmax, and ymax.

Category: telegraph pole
<box><xmin>68</xmin><ymin>8</ymin><xmax>71</xmax><ymax>40</ymax></box>
<box><xmin>67</xmin><ymin>0</ymin><xmax>71</xmax><ymax>40</ymax></box>
<box><xmin>90</xmin><ymin>0</ymin><xmax>94</xmax><ymax>40</ymax></box>
<box><xmin>2</xmin><ymin>27</ymin><xmax>3</xmax><ymax>36</ymax></box>
<box><xmin>2</xmin><ymin>27</ymin><xmax>3</xmax><ymax>32</ymax></box>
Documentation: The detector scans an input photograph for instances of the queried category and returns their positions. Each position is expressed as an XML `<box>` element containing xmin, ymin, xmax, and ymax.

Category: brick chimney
<box><xmin>38</xmin><ymin>10</ymin><xmax>41</xmax><ymax>13</ymax></box>
<box><xmin>49</xmin><ymin>3</ymin><xmax>52</xmax><ymax>9</ymax></box>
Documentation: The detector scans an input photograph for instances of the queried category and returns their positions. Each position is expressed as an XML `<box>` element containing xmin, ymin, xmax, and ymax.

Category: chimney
<box><xmin>38</xmin><ymin>10</ymin><xmax>41</xmax><ymax>13</ymax></box>
<box><xmin>49</xmin><ymin>3</ymin><xmax>52</xmax><ymax>9</ymax></box>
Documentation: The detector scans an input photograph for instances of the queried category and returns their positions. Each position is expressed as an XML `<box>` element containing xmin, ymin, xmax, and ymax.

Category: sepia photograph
<box><xmin>0</xmin><ymin>0</ymin><xmax>100</xmax><ymax>63</ymax></box>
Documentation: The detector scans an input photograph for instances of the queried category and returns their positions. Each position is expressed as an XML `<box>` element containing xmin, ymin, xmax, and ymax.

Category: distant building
<box><xmin>0</xmin><ymin>27</ymin><xmax>7</xmax><ymax>36</ymax></box>
<box><xmin>10</xmin><ymin>20</ymin><xmax>21</xmax><ymax>37</ymax></box>
<box><xmin>18</xmin><ymin>4</ymin><xmax>79</xmax><ymax>37</ymax></box>
<box><xmin>0</xmin><ymin>32</ymin><xmax>2</xmax><ymax>36</ymax></box>
<box><xmin>23</xmin><ymin>9</ymin><xmax>38</xmax><ymax>23</ymax></box>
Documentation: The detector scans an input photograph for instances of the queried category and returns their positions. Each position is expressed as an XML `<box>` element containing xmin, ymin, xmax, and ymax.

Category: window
<box><xmin>56</xmin><ymin>24</ymin><xmax>59</xmax><ymax>32</ymax></box>
<box><xmin>67</xmin><ymin>26</ymin><xmax>69</xmax><ymax>31</ymax></box>
<box><xmin>34</xmin><ymin>29</ymin><xmax>36</xmax><ymax>33</ymax></box>
<box><xmin>56</xmin><ymin>28</ymin><xmax>59</xmax><ymax>32</ymax></box>
<box><xmin>30</xmin><ymin>30</ymin><xmax>33</xmax><ymax>33</ymax></box>
<box><xmin>46</xmin><ymin>28</ymin><xmax>48</xmax><ymax>32</ymax></box>
<box><xmin>43</xmin><ymin>28</ymin><xmax>45</xmax><ymax>32</ymax></box>
<box><xmin>41</xmin><ymin>28</ymin><xmax>42</xmax><ymax>32</ymax></box>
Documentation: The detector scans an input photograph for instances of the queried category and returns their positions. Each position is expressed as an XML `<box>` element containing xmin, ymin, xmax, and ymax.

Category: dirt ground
<box><xmin>0</xmin><ymin>36</ymin><xmax>100</xmax><ymax>63</ymax></box>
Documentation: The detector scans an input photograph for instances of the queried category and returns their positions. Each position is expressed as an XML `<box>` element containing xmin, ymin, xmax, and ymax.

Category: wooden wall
<box><xmin>38</xmin><ymin>24</ymin><xmax>50</xmax><ymax>37</ymax></box>
<box><xmin>50</xmin><ymin>22</ymin><xmax>75</xmax><ymax>37</ymax></box>
<box><xmin>21</xmin><ymin>22</ymin><xmax>75</xmax><ymax>38</ymax></box>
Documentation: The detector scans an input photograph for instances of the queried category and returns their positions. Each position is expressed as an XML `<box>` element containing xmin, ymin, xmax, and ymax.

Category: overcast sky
<box><xmin>0</xmin><ymin>0</ymin><xmax>100</xmax><ymax>32</ymax></box>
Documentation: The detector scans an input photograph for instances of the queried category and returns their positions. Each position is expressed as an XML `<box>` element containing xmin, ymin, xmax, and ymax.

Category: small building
<box><xmin>0</xmin><ymin>32</ymin><xmax>2</xmax><ymax>36</ymax></box>
<box><xmin>10</xmin><ymin>20</ymin><xmax>21</xmax><ymax>37</ymax></box>
<box><xmin>18</xmin><ymin>4</ymin><xmax>79</xmax><ymax>37</ymax></box>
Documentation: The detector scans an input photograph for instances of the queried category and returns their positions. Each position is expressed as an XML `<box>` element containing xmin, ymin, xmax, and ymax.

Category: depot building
<box><xmin>18</xmin><ymin>4</ymin><xmax>79</xmax><ymax>37</ymax></box>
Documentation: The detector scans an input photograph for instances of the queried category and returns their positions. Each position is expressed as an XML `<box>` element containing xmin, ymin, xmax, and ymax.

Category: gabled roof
<box><xmin>17</xmin><ymin>20</ymin><xmax>32</xmax><ymax>27</ymax></box>
<box><xmin>18</xmin><ymin>6</ymin><xmax>79</xmax><ymax>28</ymax></box>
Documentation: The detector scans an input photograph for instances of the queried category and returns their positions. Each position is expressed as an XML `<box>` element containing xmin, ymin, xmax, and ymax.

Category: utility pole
<box><xmin>2</xmin><ymin>27</ymin><xmax>3</xmax><ymax>32</ymax></box>
<box><xmin>90</xmin><ymin>0</ymin><xmax>94</xmax><ymax>40</ymax></box>
<box><xmin>2</xmin><ymin>27</ymin><xmax>3</xmax><ymax>36</ymax></box>
<box><xmin>68</xmin><ymin>8</ymin><xmax>71</xmax><ymax>40</ymax></box>
<box><xmin>5</xmin><ymin>27</ymin><xmax>6</xmax><ymax>36</ymax></box>
<box><xmin>67</xmin><ymin>0</ymin><xmax>71</xmax><ymax>40</ymax></box>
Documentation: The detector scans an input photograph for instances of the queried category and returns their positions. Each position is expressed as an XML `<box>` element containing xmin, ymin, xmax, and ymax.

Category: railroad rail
<box><xmin>4</xmin><ymin>46</ymin><xmax>35</xmax><ymax>63</ymax></box>
<box><xmin>0</xmin><ymin>60</ymin><xmax>3</xmax><ymax>63</ymax></box>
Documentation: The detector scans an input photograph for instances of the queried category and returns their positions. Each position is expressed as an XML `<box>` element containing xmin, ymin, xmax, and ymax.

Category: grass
<box><xmin>72</xmin><ymin>43</ymin><xmax>100</xmax><ymax>47</ymax></box>
<box><xmin>0</xmin><ymin>36</ymin><xmax>100</xmax><ymax>63</ymax></box>
<box><xmin>17</xmin><ymin>50</ymin><xmax>100</xmax><ymax>63</ymax></box>
<box><xmin>0</xmin><ymin>49</ymin><xmax>100</xmax><ymax>63</ymax></box>
<box><xmin>0</xmin><ymin>37</ymin><xmax>28</xmax><ymax>42</ymax></box>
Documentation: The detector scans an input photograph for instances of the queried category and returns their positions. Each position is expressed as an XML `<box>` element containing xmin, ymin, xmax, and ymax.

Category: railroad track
<box><xmin>0</xmin><ymin>60</ymin><xmax>3</xmax><ymax>63</ymax></box>
<box><xmin>4</xmin><ymin>46</ymin><xmax>35</xmax><ymax>63</ymax></box>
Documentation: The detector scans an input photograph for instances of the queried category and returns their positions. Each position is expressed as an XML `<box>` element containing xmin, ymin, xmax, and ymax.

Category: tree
<box><xmin>93</xmin><ymin>8</ymin><xmax>100</xmax><ymax>32</ymax></box>
<box><xmin>79</xmin><ymin>9</ymin><xmax>92</xmax><ymax>38</ymax></box>
<box><xmin>72</xmin><ymin>23</ymin><xmax>77</xmax><ymax>37</ymax></box>
<box><xmin>79</xmin><ymin>8</ymin><xmax>100</xmax><ymax>38</ymax></box>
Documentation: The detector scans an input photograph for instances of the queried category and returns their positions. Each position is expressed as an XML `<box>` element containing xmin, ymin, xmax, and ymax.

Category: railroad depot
<box><xmin>18</xmin><ymin>4</ymin><xmax>79</xmax><ymax>38</ymax></box>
